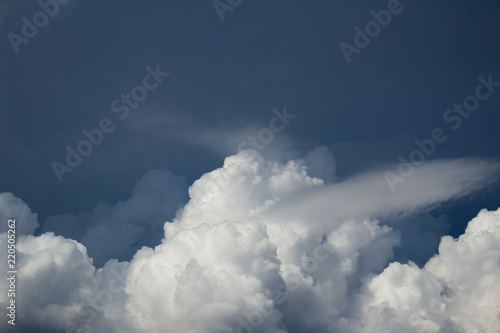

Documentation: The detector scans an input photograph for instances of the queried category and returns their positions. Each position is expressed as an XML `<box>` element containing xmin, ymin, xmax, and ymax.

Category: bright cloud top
<box><xmin>1</xmin><ymin>148</ymin><xmax>499</xmax><ymax>333</ymax></box>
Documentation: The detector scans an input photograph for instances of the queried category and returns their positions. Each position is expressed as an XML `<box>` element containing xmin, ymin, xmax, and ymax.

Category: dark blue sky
<box><xmin>1</xmin><ymin>0</ymin><xmax>499</xmax><ymax>234</ymax></box>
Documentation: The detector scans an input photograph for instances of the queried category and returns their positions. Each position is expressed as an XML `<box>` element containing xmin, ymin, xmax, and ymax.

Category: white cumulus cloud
<box><xmin>0</xmin><ymin>148</ymin><xmax>499</xmax><ymax>333</ymax></box>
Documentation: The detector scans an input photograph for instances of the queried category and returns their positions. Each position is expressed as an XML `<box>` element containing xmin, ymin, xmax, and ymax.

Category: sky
<box><xmin>1</xmin><ymin>0</ymin><xmax>500</xmax><ymax>332</ymax></box>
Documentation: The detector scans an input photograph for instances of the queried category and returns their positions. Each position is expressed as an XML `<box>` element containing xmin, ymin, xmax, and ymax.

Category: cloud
<box><xmin>424</xmin><ymin>208</ymin><xmax>500</xmax><ymax>332</ymax></box>
<box><xmin>121</xmin><ymin>107</ymin><xmax>297</xmax><ymax>158</ymax></box>
<box><xmin>0</xmin><ymin>148</ymin><xmax>499</xmax><ymax>332</ymax></box>
<box><xmin>0</xmin><ymin>192</ymin><xmax>39</xmax><ymax>235</ymax></box>
<box><xmin>40</xmin><ymin>169</ymin><xmax>188</xmax><ymax>266</ymax></box>
<box><xmin>262</xmin><ymin>158</ymin><xmax>500</xmax><ymax>225</ymax></box>
<box><xmin>126</xmin><ymin>220</ymin><xmax>286</xmax><ymax>332</ymax></box>
<box><xmin>383</xmin><ymin>213</ymin><xmax>451</xmax><ymax>266</ymax></box>
<box><xmin>304</xmin><ymin>146</ymin><xmax>337</xmax><ymax>183</ymax></box>
<box><xmin>349</xmin><ymin>207</ymin><xmax>500</xmax><ymax>333</ymax></box>
<box><xmin>0</xmin><ymin>232</ymin><xmax>97</xmax><ymax>333</ymax></box>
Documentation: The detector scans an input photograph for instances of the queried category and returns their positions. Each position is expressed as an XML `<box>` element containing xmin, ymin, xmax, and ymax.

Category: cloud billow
<box><xmin>0</xmin><ymin>148</ymin><xmax>499</xmax><ymax>332</ymax></box>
